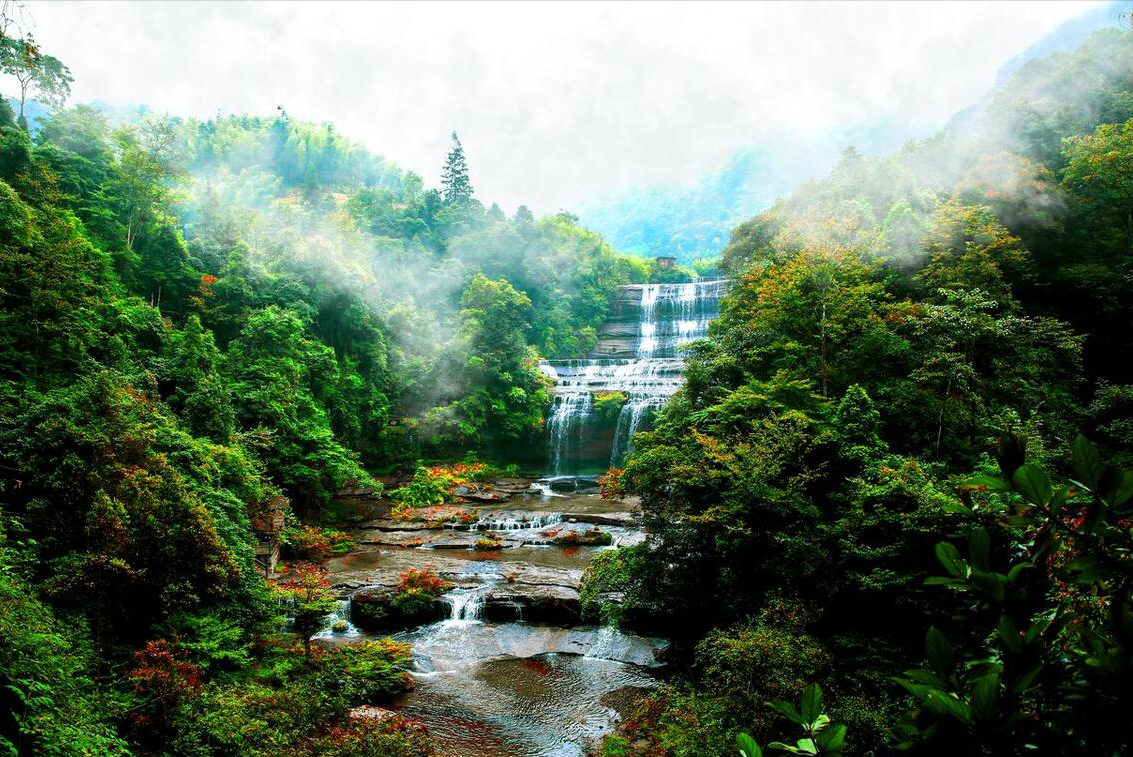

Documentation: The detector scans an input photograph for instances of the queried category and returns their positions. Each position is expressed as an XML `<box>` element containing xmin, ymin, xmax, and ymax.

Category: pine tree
<box><xmin>440</xmin><ymin>130</ymin><xmax>472</xmax><ymax>205</ymax></box>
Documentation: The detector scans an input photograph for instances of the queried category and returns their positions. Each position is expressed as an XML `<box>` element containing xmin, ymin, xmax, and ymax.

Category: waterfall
<box><xmin>541</xmin><ymin>279</ymin><xmax>725</xmax><ymax>476</ymax></box>
<box><xmin>442</xmin><ymin>586</ymin><xmax>488</xmax><ymax>622</ymax></box>
<box><xmin>547</xmin><ymin>391</ymin><xmax>593</xmax><ymax>477</ymax></box>
<box><xmin>314</xmin><ymin>598</ymin><xmax>362</xmax><ymax>638</ymax></box>
<box><xmin>473</xmin><ymin>512</ymin><xmax>564</xmax><ymax>531</ymax></box>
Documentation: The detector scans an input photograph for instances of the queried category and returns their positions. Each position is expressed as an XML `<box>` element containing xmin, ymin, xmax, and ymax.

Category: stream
<box><xmin>322</xmin><ymin>487</ymin><xmax>666</xmax><ymax>757</ymax></box>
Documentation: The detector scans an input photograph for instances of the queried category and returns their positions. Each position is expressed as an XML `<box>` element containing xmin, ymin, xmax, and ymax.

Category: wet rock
<box><xmin>560</xmin><ymin>511</ymin><xmax>638</xmax><ymax>527</ymax></box>
<box><xmin>351</xmin><ymin>588</ymin><xmax>446</xmax><ymax>631</ymax></box>
<box><xmin>455</xmin><ymin>486</ymin><xmax>510</xmax><ymax>503</ymax></box>
<box><xmin>485</xmin><ymin>583</ymin><xmax>581</xmax><ymax>626</ymax></box>
<box><xmin>355</xmin><ymin>519</ymin><xmax>433</xmax><ymax>532</ymax></box>
<box><xmin>616</xmin><ymin>531</ymin><xmax>648</xmax><ymax>548</ymax></box>
<box><xmin>493</xmin><ymin>477</ymin><xmax>536</xmax><ymax>494</ymax></box>
<box><xmin>349</xmin><ymin>705</ymin><xmax>401</xmax><ymax>722</ymax></box>
<box><xmin>354</xmin><ymin>530</ymin><xmax>430</xmax><ymax>548</ymax></box>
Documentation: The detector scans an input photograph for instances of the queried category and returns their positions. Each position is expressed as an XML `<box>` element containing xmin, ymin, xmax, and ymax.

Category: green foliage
<box><xmin>279</xmin><ymin>525</ymin><xmax>353</xmax><ymax>562</ymax></box>
<box><xmin>605</xmin><ymin>27</ymin><xmax>1133</xmax><ymax>757</ymax></box>
<box><xmin>440</xmin><ymin>131</ymin><xmax>472</xmax><ymax>206</ymax></box>
<box><xmin>593</xmin><ymin>391</ymin><xmax>629</xmax><ymax>422</ymax></box>
<box><xmin>580</xmin><ymin>548</ymin><xmax>633</xmax><ymax>624</ymax></box>
<box><xmin>226</xmin><ymin>306</ymin><xmax>373</xmax><ymax>510</ymax></box>
<box><xmin>0</xmin><ymin>522</ymin><xmax>132</xmax><ymax>757</ymax></box>
<box><xmin>743</xmin><ymin>683</ymin><xmax>847</xmax><ymax>757</ymax></box>
<box><xmin>893</xmin><ymin>435</ymin><xmax>1133</xmax><ymax>755</ymax></box>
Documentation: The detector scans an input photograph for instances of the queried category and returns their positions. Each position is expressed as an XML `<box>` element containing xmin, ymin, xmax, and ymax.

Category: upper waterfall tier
<box><xmin>589</xmin><ymin>280</ymin><xmax>726</xmax><ymax>360</ymax></box>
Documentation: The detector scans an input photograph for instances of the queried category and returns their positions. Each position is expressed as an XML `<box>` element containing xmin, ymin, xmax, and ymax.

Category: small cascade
<box><xmin>547</xmin><ymin>391</ymin><xmax>593</xmax><ymax>477</ymax></box>
<box><xmin>473</xmin><ymin>513</ymin><xmax>563</xmax><ymax>531</ymax></box>
<box><xmin>541</xmin><ymin>279</ymin><xmax>725</xmax><ymax>475</ymax></box>
<box><xmin>315</xmin><ymin>598</ymin><xmax>362</xmax><ymax>638</ymax></box>
<box><xmin>441</xmin><ymin>585</ymin><xmax>490</xmax><ymax>622</ymax></box>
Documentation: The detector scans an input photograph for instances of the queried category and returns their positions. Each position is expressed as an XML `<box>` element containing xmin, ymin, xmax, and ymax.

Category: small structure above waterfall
<box><xmin>541</xmin><ymin>279</ymin><xmax>726</xmax><ymax>478</ymax></box>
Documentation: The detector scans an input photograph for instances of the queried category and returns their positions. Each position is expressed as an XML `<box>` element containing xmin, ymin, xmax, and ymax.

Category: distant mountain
<box><xmin>578</xmin><ymin>1</ymin><xmax>1133</xmax><ymax>263</ymax></box>
<box><xmin>948</xmin><ymin>0</ymin><xmax>1133</xmax><ymax>136</ymax></box>
<box><xmin>576</xmin><ymin>121</ymin><xmax>929</xmax><ymax>263</ymax></box>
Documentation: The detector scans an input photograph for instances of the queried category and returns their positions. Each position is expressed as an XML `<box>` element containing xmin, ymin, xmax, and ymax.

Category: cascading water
<box><xmin>541</xmin><ymin>279</ymin><xmax>725</xmax><ymax>476</ymax></box>
<box><xmin>314</xmin><ymin>598</ymin><xmax>362</xmax><ymax>638</ymax></box>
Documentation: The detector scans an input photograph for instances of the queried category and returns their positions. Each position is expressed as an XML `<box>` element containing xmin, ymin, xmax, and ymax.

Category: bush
<box><xmin>280</xmin><ymin>524</ymin><xmax>353</xmax><ymax>562</ymax></box>
<box><xmin>397</xmin><ymin>568</ymin><xmax>451</xmax><ymax>594</ymax></box>
<box><xmin>391</xmin><ymin>463</ymin><xmax>493</xmax><ymax>510</ymax></box>
<box><xmin>594</xmin><ymin>391</ymin><xmax>629</xmax><ymax>422</ymax></box>
<box><xmin>313</xmin><ymin>639</ymin><xmax>414</xmax><ymax>708</ymax></box>
<box><xmin>580</xmin><ymin>547</ymin><xmax>632</xmax><ymax>625</ymax></box>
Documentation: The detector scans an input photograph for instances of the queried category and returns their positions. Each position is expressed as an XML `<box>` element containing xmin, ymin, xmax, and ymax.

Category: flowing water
<box><xmin>392</xmin><ymin>585</ymin><xmax>664</xmax><ymax>757</ymax></box>
<box><xmin>541</xmin><ymin>280</ymin><xmax>725</xmax><ymax>476</ymax></box>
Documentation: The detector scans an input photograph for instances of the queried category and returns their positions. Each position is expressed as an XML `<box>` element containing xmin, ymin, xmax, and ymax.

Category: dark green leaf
<box><xmin>970</xmin><ymin>672</ymin><xmax>1000</xmax><ymax>722</ymax></box>
<box><xmin>968</xmin><ymin>529</ymin><xmax>990</xmax><ymax>571</ymax></box>
<box><xmin>996</xmin><ymin>615</ymin><xmax>1021</xmax><ymax>654</ymax></box>
<box><xmin>736</xmin><ymin>732</ymin><xmax>762</xmax><ymax>757</ymax></box>
<box><xmin>816</xmin><ymin>724</ymin><xmax>847</xmax><ymax>752</ymax></box>
<box><xmin>1013</xmin><ymin>465</ymin><xmax>1051</xmax><ymax>507</ymax></box>
<box><xmin>926</xmin><ymin>627</ymin><xmax>955</xmax><ymax>675</ymax></box>
<box><xmin>800</xmin><ymin>684</ymin><xmax>823</xmax><ymax>726</ymax></box>
<box><xmin>935</xmin><ymin>542</ymin><xmax>967</xmax><ymax>578</ymax></box>
<box><xmin>962</xmin><ymin>475</ymin><xmax>1011</xmax><ymax>492</ymax></box>
<box><xmin>767</xmin><ymin>699</ymin><xmax>804</xmax><ymax>725</ymax></box>
<box><xmin>1072</xmin><ymin>435</ymin><xmax>1104</xmax><ymax>491</ymax></box>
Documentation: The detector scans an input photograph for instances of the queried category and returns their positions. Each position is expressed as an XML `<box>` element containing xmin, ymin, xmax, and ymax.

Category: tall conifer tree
<box><xmin>441</xmin><ymin>130</ymin><xmax>472</xmax><ymax>205</ymax></box>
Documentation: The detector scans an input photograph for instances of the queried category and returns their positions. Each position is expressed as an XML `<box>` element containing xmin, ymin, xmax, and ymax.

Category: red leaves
<box><xmin>276</xmin><ymin>561</ymin><xmax>331</xmax><ymax>601</ymax></box>
<box><xmin>599</xmin><ymin>467</ymin><xmax>625</xmax><ymax>499</ymax></box>
<box><xmin>397</xmin><ymin>567</ymin><xmax>451</xmax><ymax>594</ymax></box>
<box><xmin>129</xmin><ymin>639</ymin><xmax>202</xmax><ymax>702</ymax></box>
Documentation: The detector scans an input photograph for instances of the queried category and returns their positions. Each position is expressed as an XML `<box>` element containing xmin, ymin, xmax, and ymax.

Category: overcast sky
<box><xmin>16</xmin><ymin>1</ymin><xmax>1106</xmax><ymax>213</ymax></box>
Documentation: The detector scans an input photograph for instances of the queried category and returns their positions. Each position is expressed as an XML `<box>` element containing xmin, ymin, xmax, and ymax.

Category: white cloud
<box><xmin>19</xmin><ymin>0</ymin><xmax>1104</xmax><ymax>213</ymax></box>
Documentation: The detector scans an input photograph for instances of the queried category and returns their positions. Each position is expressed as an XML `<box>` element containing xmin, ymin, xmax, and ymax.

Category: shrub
<box><xmin>594</xmin><ymin>391</ymin><xmax>629</xmax><ymax>422</ymax></box>
<box><xmin>307</xmin><ymin>715</ymin><xmax>433</xmax><ymax>757</ymax></box>
<box><xmin>313</xmin><ymin>639</ymin><xmax>414</xmax><ymax>708</ymax></box>
<box><xmin>552</xmin><ymin>527</ymin><xmax>613</xmax><ymax>546</ymax></box>
<box><xmin>391</xmin><ymin>463</ymin><xmax>493</xmax><ymax>510</ymax></box>
<box><xmin>397</xmin><ymin>568</ymin><xmax>451</xmax><ymax>595</ymax></box>
<box><xmin>280</xmin><ymin>524</ymin><xmax>353</xmax><ymax>562</ymax></box>
<box><xmin>599</xmin><ymin>467</ymin><xmax>625</xmax><ymax>499</ymax></box>
<box><xmin>580</xmin><ymin>548</ymin><xmax>632</xmax><ymax>625</ymax></box>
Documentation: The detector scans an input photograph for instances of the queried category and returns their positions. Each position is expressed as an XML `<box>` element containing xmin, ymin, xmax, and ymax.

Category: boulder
<box><xmin>484</xmin><ymin>583</ymin><xmax>581</xmax><ymax>625</ymax></box>
<box><xmin>351</xmin><ymin>588</ymin><xmax>446</xmax><ymax>631</ymax></box>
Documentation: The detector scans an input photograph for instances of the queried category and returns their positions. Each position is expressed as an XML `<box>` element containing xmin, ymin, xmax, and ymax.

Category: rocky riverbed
<box><xmin>316</xmin><ymin>479</ymin><xmax>665</xmax><ymax>757</ymax></box>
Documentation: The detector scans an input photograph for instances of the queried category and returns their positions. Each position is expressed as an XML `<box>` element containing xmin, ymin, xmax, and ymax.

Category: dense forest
<box><xmin>3</xmin><ymin>6</ymin><xmax>1133</xmax><ymax>757</ymax></box>
<box><xmin>593</xmin><ymin>24</ymin><xmax>1133</xmax><ymax>757</ymax></box>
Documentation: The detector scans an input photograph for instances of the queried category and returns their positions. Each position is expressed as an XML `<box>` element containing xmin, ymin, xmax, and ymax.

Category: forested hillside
<box><xmin>594</xmin><ymin>26</ymin><xmax>1133</xmax><ymax>757</ymax></box>
<box><xmin>581</xmin><ymin>1</ymin><xmax>1133</xmax><ymax>266</ymax></box>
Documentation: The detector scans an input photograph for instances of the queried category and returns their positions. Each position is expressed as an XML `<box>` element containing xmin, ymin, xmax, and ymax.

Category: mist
<box><xmin>22</xmin><ymin>0</ymin><xmax>1098</xmax><ymax>215</ymax></box>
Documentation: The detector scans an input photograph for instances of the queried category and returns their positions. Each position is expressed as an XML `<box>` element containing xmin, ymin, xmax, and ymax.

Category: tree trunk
<box><xmin>820</xmin><ymin>301</ymin><xmax>829</xmax><ymax>398</ymax></box>
<box><xmin>935</xmin><ymin>374</ymin><xmax>953</xmax><ymax>459</ymax></box>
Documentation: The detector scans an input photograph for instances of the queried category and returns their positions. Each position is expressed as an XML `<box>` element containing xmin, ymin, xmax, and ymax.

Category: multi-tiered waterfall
<box><xmin>540</xmin><ymin>280</ymin><xmax>725</xmax><ymax>478</ymax></box>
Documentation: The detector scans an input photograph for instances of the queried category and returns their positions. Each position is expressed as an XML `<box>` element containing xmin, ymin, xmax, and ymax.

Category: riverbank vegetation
<box><xmin>596</xmin><ymin>25</ymin><xmax>1133</xmax><ymax>757</ymax></box>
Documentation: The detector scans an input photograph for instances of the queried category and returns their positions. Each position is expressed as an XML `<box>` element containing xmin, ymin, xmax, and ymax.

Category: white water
<box><xmin>542</xmin><ymin>280</ymin><xmax>724</xmax><ymax>474</ymax></box>
<box><xmin>442</xmin><ymin>586</ymin><xmax>489</xmax><ymax>622</ymax></box>
<box><xmin>314</xmin><ymin>598</ymin><xmax>363</xmax><ymax>639</ymax></box>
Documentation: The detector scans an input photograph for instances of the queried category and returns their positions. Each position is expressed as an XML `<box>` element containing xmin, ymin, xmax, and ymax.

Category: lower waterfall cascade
<box><xmin>540</xmin><ymin>279</ymin><xmax>725</xmax><ymax>477</ymax></box>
